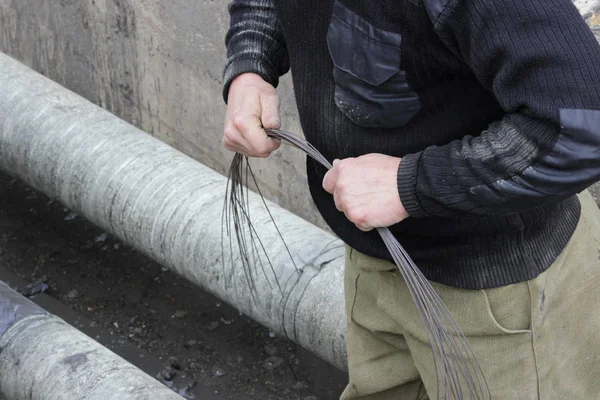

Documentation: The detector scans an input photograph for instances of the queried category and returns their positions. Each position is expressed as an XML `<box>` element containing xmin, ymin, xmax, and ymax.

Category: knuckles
<box><xmin>223</xmin><ymin>125</ymin><xmax>238</xmax><ymax>141</ymax></box>
<box><xmin>253</xmin><ymin>141</ymin><xmax>272</xmax><ymax>157</ymax></box>
<box><xmin>232</xmin><ymin>115</ymin><xmax>248</xmax><ymax>131</ymax></box>
<box><xmin>334</xmin><ymin>195</ymin><xmax>345</xmax><ymax>212</ymax></box>
<box><xmin>335</xmin><ymin>180</ymin><xmax>346</xmax><ymax>194</ymax></box>
<box><xmin>346</xmin><ymin>209</ymin><xmax>366</xmax><ymax>225</ymax></box>
<box><xmin>331</xmin><ymin>163</ymin><xmax>366</xmax><ymax>225</ymax></box>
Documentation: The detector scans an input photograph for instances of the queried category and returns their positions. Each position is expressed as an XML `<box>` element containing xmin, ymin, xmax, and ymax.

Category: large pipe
<box><xmin>0</xmin><ymin>52</ymin><xmax>348</xmax><ymax>370</ymax></box>
<box><xmin>0</xmin><ymin>280</ymin><xmax>184</xmax><ymax>400</ymax></box>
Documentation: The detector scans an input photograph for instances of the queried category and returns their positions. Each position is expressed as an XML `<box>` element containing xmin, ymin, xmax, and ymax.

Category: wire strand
<box><xmin>223</xmin><ymin>128</ymin><xmax>491</xmax><ymax>400</ymax></box>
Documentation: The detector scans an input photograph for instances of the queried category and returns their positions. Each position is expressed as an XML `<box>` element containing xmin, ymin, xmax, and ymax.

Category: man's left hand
<box><xmin>322</xmin><ymin>154</ymin><xmax>408</xmax><ymax>231</ymax></box>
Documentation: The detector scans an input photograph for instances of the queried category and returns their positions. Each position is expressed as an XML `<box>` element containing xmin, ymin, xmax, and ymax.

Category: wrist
<box><xmin>223</xmin><ymin>59</ymin><xmax>278</xmax><ymax>103</ymax></box>
<box><xmin>232</xmin><ymin>72</ymin><xmax>267</xmax><ymax>87</ymax></box>
<box><xmin>397</xmin><ymin>152</ymin><xmax>426</xmax><ymax>218</ymax></box>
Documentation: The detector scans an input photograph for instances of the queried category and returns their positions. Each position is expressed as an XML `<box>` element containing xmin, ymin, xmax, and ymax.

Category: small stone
<box><xmin>67</xmin><ymin>289</ymin><xmax>79</xmax><ymax>299</ymax></box>
<box><xmin>95</xmin><ymin>233</ymin><xmax>108</xmax><ymax>243</ymax></box>
<box><xmin>212</xmin><ymin>367</ymin><xmax>226</xmax><ymax>377</ymax></box>
<box><xmin>268</xmin><ymin>331</ymin><xmax>276</xmax><ymax>338</ymax></box>
<box><xmin>207</xmin><ymin>321</ymin><xmax>220</xmax><ymax>331</ymax></box>
<box><xmin>184</xmin><ymin>340</ymin><xmax>198</xmax><ymax>348</ymax></box>
<box><xmin>168</xmin><ymin>356</ymin><xmax>181</xmax><ymax>370</ymax></box>
<box><xmin>64</xmin><ymin>213</ymin><xmax>78</xmax><ymax>221</ymax></box>
<box><xmin>261</xmin><ymin>356</ymin><xmax>284</xmax><ymax>371</ymax></box>
<box><xmin>173</xmin><ymin>310</ymin><xmax>188</xmax><ymax>318</ymax></box>
<box><xmin>157</xmin><ymin>367</ymin><xmax>176</xmax><ymax>382</ymax></box>
<box><xmin>18</xmin><ymin>280</ymin><xmax>49</xmax><ymax>298</ymax></box>
<box><xmin>178</xmin><ymin>381</ymin><xmax>198</xmax><ymax>399</ymax></box>
<box><xmin>113</xmin><ymin>322</ymin><xmax>119</xmax><ymax>329</ymax></box>
<box><xmin>133</xmin><ymin>327</ymin><xmax>143</xmax><ymax>334</ymax></box>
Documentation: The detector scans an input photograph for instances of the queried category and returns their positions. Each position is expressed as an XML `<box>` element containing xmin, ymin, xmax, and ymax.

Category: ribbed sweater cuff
<box><xmin>397</xmin><ymin>151</ymin><xmax>426</xmax><ymax>218</ymax></box>
<box><xmin>222</xmin><ymin>58</ymin><xmax>279</xmax><ymax>103</ymax></box>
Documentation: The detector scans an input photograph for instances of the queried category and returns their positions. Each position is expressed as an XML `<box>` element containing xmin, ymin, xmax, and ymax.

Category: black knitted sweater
<box><xmin>224</xmin><ymin>0</ymin><xmax>600</xmax><ymax>289</ymax></box>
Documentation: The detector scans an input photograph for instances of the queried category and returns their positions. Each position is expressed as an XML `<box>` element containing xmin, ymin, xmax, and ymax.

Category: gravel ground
<box><xmin>0</xmin><ymin>171</ymin><xmax>346</xmax><ymax>399</ymax></box>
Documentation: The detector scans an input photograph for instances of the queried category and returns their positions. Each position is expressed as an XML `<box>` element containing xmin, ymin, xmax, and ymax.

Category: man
<box><xmin>222</xmin><ymin>0</ymin><xmax>600</xmax><ymax>398</ymax></box>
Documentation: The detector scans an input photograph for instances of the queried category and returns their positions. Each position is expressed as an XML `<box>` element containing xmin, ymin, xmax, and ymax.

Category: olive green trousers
<box><xmin>341</xmin><ymin>191</ymin><xmax>600</xmax><ymax>399</ymax></box>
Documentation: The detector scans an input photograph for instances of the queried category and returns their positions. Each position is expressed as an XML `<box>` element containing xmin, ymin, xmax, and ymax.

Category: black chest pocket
<box><xmin>326</xmin><ymin>1</ymin><xmax>421</xmax><ymax>128</ymax></box>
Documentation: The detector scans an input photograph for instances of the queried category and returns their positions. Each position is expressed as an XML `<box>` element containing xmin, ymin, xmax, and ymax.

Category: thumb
<box><xmin>323</xmin><ymin>160</ymin><xmax>341</xmax><ymax>194</ymax></box>
<box><xmin>260</xmin><ymin>93</ymin><xmax>281</xmax><ymax>129</ymax></box>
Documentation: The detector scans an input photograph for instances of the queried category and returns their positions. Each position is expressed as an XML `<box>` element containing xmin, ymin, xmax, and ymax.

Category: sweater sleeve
<box><xmin>223</xmin><ymin>0</ymin><xmax>290</xmax><ymax>102</ymax></box>
<box><xmin>397</xmin><ymin>0</ymin><xmax>600</xmax><ymax>218</ymax></box>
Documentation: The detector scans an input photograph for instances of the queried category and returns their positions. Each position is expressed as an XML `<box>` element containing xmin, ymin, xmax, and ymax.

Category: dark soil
<box><xmin>0</xmin><ymin>171</ymin><xmax>346</xmax><ymax>400</ymax></box>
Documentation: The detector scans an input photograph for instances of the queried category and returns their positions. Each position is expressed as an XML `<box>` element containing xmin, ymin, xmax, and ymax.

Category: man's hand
<box><xmin>223</xmin><ymin>73</ymin><xmax>281</xmax><ymax>157</ymax></box>
<box><xmin>322</xmin><ymin>154</ymin><xmax>408</xmax><ymax>231</ymax></box>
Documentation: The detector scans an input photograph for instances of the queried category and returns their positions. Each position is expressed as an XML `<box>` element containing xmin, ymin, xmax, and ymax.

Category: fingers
<box><xmin>335</xmin><ymin>188</ymin><xmax>373</xmax><ymax>231</ymax></box>
<box><xmin>322</xmin><ymin>159</ymin><xmax>341</xmax><ymax>194</ymax></box>
<box><xmin>356</xmin><ymin>224</ymin><xmax>373</xmax><ymax>232</ymax></box>
<box><xmin>260</xmin><ymin>92</ymin><xmax>281</xmax><ymax>129</ymax></box>
<box><xmin>333</xmin><ymin>184</ymin><xmax>344</xmax><ymax>212</ymax></box>
<box><xmin>223</xmin><ymin>73</ymin><xmax>281</xmax><ymax>158</ymax></box>
<box><xmin>223</xmin><ymin>83</ymin><xmax>255</xmax><ymax>155</ymax></box>
<box><xmin>323</xmin><ymin>158</ymin><xmax>374</xmax><ymax>232</ymax></box>
<box><xmin>258</xmin><ymin>92</ymin><xmax>282</xmax><ymax>154</ymax></box>
<box><xmin>235</xmin><ymin>94</ymin><xmax>275</xmax><ymax>157</ymax></box>
<box><xmin>223</xmin><ymin>116</ymin><xmax>253</xmax><ymax>155</ymax></box>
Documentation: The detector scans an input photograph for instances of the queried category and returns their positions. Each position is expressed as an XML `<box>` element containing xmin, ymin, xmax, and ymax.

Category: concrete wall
<box><xmin>1</xmin><ymin>0</ymin><xmax>599</xmax><ymax>223</ymax></box>
<box><xmin>0</xmin><ymin>0</ymin><xmax>322</xmax><ymax>228</ymax></box>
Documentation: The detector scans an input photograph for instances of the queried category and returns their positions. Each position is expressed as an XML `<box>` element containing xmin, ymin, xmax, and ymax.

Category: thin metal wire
<box><xmin>223</xmin><ymin>128</ymin><xmax>492</xmax><ymax>399</ymax></box>
<box><xmin>222</xmin><ymin>153</ymin><xmax>294</xmax><ymax>303</ymax></box>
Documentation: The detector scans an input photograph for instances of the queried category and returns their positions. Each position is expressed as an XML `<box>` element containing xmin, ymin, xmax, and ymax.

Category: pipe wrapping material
<box><xmin>0</xmin><ymin>280</ymin><xmax>183</xmax><ymax>400</ymax></box>
<box><xmin>0</xmin><ymin>53</ymin><xmax>348</xmax><ymax>370</ymax></box>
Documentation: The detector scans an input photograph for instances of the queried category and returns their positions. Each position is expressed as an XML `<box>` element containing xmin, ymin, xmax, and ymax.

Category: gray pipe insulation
<box><xmin>0</xmin><ymin>52</ymin><xmax>349</xmax><ymax>370</ymax></box>
<box><xmin>0</xmin><ymin>280</ymin><xmax>184</xmax><ymax>400</ymax></box>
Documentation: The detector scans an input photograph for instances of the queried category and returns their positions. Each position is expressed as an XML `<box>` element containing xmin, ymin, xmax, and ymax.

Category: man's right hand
<box><xmin>223</xmin><ymin>73</ymin><xmax>281</xmax><ymax>158</ymax></box>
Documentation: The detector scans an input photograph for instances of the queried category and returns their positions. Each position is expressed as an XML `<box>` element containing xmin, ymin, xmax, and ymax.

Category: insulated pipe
<box><xmin>0</xmin><ymin>280</ymin><xmax>184</xmax><ymax>400</ymax></box>
<box><xmin>0</xmin><ymin>53</ymin><xmax>348</xmax><ymax>370</ymax></box>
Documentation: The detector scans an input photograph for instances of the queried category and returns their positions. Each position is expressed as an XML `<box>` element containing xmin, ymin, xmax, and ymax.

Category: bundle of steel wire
<box><xmin>222</xmin><ymin>128</ymin><xmax>491</xmax><ymax>399</ymax></box>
